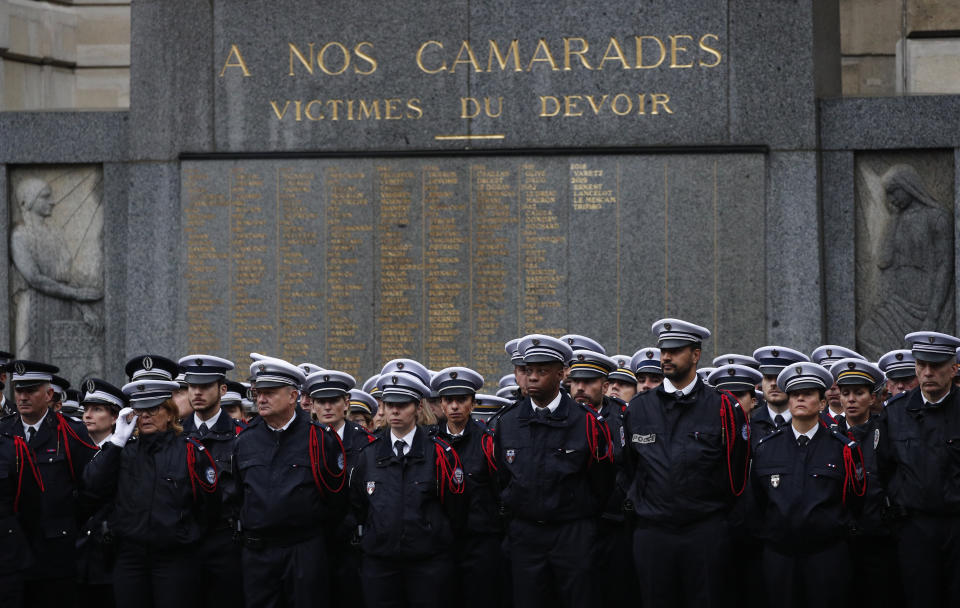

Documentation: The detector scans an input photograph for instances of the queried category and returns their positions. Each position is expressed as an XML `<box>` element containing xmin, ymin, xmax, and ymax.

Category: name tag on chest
<box><xmin>632</xmin><ymin>433</ymin><xmax>656</xmax><ymax>445</ymax></box>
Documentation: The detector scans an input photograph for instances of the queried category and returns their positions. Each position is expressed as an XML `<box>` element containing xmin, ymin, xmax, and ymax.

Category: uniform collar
<box><xmin>530</xmin><ymin>389</ymin><xmax>562</xmax><ymax>415</ymax></box>
<box><xmin>767</xmin><ymin>404</ymin><xmax>791</xmax><ymax>423</ymax></box>
<box><xmin>22</xmin><ymin>408</ymin><xmax>50</xmax><ymax>434</ymax></box>
<box><xmin>662</xmin><ymin>376</ymin><xmax>698</xmax><ymax>398</ymax></box>
<box><xmin>194</xmin><ymin>408</ymin><xmax>222</xmax><ymax>431</ymax></box>
<box><xmin>791</xmin><ymin>423</ymin><xmax>819</xmax><ymax>442</ymax></box>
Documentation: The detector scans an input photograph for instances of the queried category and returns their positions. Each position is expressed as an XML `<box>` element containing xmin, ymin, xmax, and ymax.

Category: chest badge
<box><xmin>619</xmin><ymin>426</ymin><xmax>625</xmax><ymax>448</ymax></box>
<box><xmin>770</xmin><ymin>474</ymin><xmax>780</xmax><ymax>488</ymax></box>
<box><xmin>337</xmin><ymin>454</ymin><xmax>345</xmax><ymax>471</ymax></box>
<box><xmin>505</xmin><ymin>449</ymin><xmax>516</xmax><ymax>464</ymax></box>
<box><xmin>873</xmin><ymin>428</ymin><xmax>880</xmax><ymax>449</ymax></box>
<box><xmin>633</xmin><ymin>433</ymin><xmax>656</xmax><ymax>445</ymax></box>
<box><xmin>366</xmin><ymin>481</ymin><xmax>376</xmax><ymax>495</ymax></box>
<box><xmin>453</xmin><ymin>468</ymin><xmax>464</xmax><ymax>484</ymax></box>
<box><xmin>205</xmin><ymin>467</ymin><xmax>216</xmax><ymax>484</ymax></box>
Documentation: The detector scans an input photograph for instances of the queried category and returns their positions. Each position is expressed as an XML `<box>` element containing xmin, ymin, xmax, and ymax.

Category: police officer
<box><xmin>623</xmin><ymin>319</ymin><xmax>749</xmax><ymax>608</ymax></box>
<box><xmin>234</xmin><ymin>355</ymin><xmax>347</xmax><ymax>608</ymax></box>
<box><xmin>751</xmin><ymin>362</ymin><xmax>864</xmax><ymax>608</ymax></box>
<box><xmin>175</xmin><ymin>354</ymin><xmax>245</xmax><ymax>608</ymax></box>
<box><xmin>350</xmin><ymin>369</ymin><xmax>466</xmax><ymax>608</ymax></box>
<box><xmin>473</xmin><ymin>394</ymin><xmax>510</xmax><ymax>426</ymax></box>
<box><xmin>567</xmin><ymin>349</ymin><xmax>636</xmax><ymax>606</ymax></box>
<box><xmin>75</xmin><ymin>379</ymin><xmax>126</xmax><ymax>608</ymax></box>
<box><xmin>812</xmin><ymin>345</ymin><xmax>866</xmax><ymax>426</ymax></box>
<box><xmin>348</xmin><ymin>388</ymin><xmax>378</xmax><ymax>431</ymax></box>
<box><xmin>430</xmin><ymin>366</ymin><xmax>503</xmax><ymax>608</ymax></box>
<box><xmin>605</xmin><ymin>354</ymin><xmax>639</xmax><ymax>403</ymax></box>
<box><xmin>221</xmin><ymin>380</ymin><xmax>249</xmax><ymax>423</ymax></box>
<box><xmin>708</xmin><ymin>364</ymin><xmax>763</xmax><ymax>417</ymax></box>
<box><xmin>630</xmin><ymin>346</ymin><xmax>664</xmax><ymax>394</ymax></box>
<box><xmin>0</xmin><ymin>360</ymin><xmax>98</xmax><ymax>608</ymax></box>
<box><xmin>83</xmin><ymin>379</ymin><xmax>219</xmax><ymax>608</ymax></box>
<box><xmin>751</xmin><ymin>346</ymin><xmax>810</xmax><ymax>447</ymax></box>
<box><xmin>505</xmin><ymin>338</ymin><xmax>529</xmax><ymax>398</ymax></box>
<box><xmin>494</xmin><ymin>334</ymin><xmax>615</xmax><ymax>608</ymax></box>
<box><xmin>877</xmin><ymin>349</ymin><xmax>919</xmax><ymax>400</ymax></box>
<box><xmin>305</xmin><ymin>368</ymin><xmax>376</xmax><ymax>608</ymax></box>
<box><xmin>877</xmin><ymin>331</ymin><xmax>960</xmax><ymax>607</ymax></box>
<box><xmin>831</xmin><ymin>358</ymin><xmax>903</xmax><ymax>608</ymax></box>
<box><xmin>0</xmin><ymin>424</ymin><xmax>42</xmax><ymax>608</ymax></box>
<box><xmin>0</xmin><ymin>350</ymin><xmax>13</xmax><ymax>415</ymax></box>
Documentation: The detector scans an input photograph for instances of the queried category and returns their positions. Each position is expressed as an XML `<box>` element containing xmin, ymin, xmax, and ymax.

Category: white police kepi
<box><xmin>9</xmin><ymin>359</ymin><xmax>59</xmax><ymax>388</ymax></box>
<box><xmin>124</xmin><ymin>354</ymin><xmax>180</xmax><ymax>382</ymax></box>
<box><xmin>505</xmin><ymin>338</ymin><xmax>524</xmax><ymax>365</ymax></box>
<box><xmin>905</xmin><ymin>330</ymin><xmax>960</xmax><ymax>363</ymax></box>
<box><xmin>567</xmin><ymin>350</ymin><xmax>616</xmax><ymax>379</ymax></box>
<box><xmin>178</xmin><ymin>354</ymin><xmax>235</xmax><ymax>384</ymax></box>
<box><xmin>431</xmin><ymin>367</ymin><xmax>484</xmax><ymax>396</ymax></box>
<box><xmin>519</xmin><ymin>334</ymin><xmax>573</xmax><ymax>364</ymax></box>
<box><xmin>560</xmin><ymin>334</ymin><xmax>606</xmax><ymax>355</ymax></box>
<box><xmin>712</xmin><ymin>353</ymin><xmax>760</xmax><ymax>369</ymax></box>
<box><xmin>248</xmin><ymin>355</ymin><xmax>306</xmax><ymax>389</ymax></box>
<box><xmin>82</xmin><ymin>378</ymin><xmax>127</xmax><ymax>412</ymax></box>
<box><xmin>305</xmin><ymin>370</ymin><xmax>356</xmax><ymax>399</ymax></box>
<box><xmin>475</xmin><ymin>394</ymin><xmax>511</xmax><ymax>413</ymax></box>
<box><xmin>496</xmin><ymin>385</ymin><xmax>520</xmax><ymax>400</ymax></box>
<box><xmin>380</xmin><ymin>358</ymin><xmax>431</xmax><ymax>385</ymax></box>
<box><xmin>348</xmin><ymin>389</ymin><xmax>378</xmax><ymax>417</ymax></box>
<box><xmin>831</xmin><ymin>358</ymin><xmax>884</xmax><ymax>391</ymax></box>
<box><xmin>608</xmin><ymin>355</ymin><xmax>638</xmax><ymax>384</ymax></box>
<box><xmin>776</xmin><ymin>362</ymin><xmax>834</xmax><ymax>393</ymax></box>
<box><xmin>362</xmin><ymin>374</ymin><xmax>381</xmax><ymax>397</ymax></box>
<box><xmin>877</xmin><ymin>349</ymin><xmax>916</xmax><ymax>380</ymax></box>
<box><xmin>377</xmin><ymin>372</ymin><xmax>430</xmax><ymax>403</ymax></box>
<box><xmin>50</xmin><ymin>375</ymin><xmax>70</xmax><ymax>401</ymax></box>
<box><xmin>631</xmin><ymin>347</ymin><xmax>662</xmax><ymax>374</ymax></box>
<box><xmin>697</xmin><ymin>367</ymin><xmax>717</xmax><ymax>385</ymax></box>
<box><xmin>122</xmin><ymin>379</ymin><xmax>180</xmax><ymax>409</ymax></box>
<box><xmin>221</xmin><ymin>380</ymin><xmax>245</xmax><ymax>406</ymax></box>
<box><xmin>299</xmin><ymin>362</ymin><xmax>325</xmax><ymax>377</ymax></box>
<box><xmin>811</xmin><ymin>345</ymin><xmax>865</xmax><ymax>370</ymax></box>
<box><xmin>651</xmin><ymin>318</ymin><xmax>710</xmax><ymax>349</ymax></box>
<box><xmin>752</xmin><ymin>346</ymin><xmax>810</xmax><ymax>376</ymax></box>
<box><xmin>498</xmin><ymin>374</ymin><xmax>517</xmax><ymax>389</ymax></box>
<box><xmin>708</xmin><ymin>364</ymin><xmax>763</xmax><ymax>392</ymax></box>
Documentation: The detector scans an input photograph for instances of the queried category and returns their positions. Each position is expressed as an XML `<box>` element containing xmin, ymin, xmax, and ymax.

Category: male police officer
<box><xmin>623</xmin><ymin>319</ymin><xmax>749</xmax><ymax>608</ymax></box>
<box><xmin>234</xmin><ymin>355</ymin><xmax>347</xmax><ymax>608</ymax></box>
<box><xmin>751</xmin><ymin>346</ymin><xmax>810</xmax><ymax>447</ymax></box>
<box><xmin>175</xmin><ymin>354</ymin><xmax>244</xmax><ymax>608</ymax></box>
<box><xmin>494</xmin><ymin>334</ymin><xmax>615</xmax><ymax>608</ymax></box>
<box><xmin>0</xmin><ymin>360</ymin><xmax>98</xmax><ymax>608</ymax></box>
<box><xmin>630</xmin><ymin>346</ymin><xmax>664</xmax><ymax>394</ymax></box>
<box><xmin>0</xmin><ymin>350</ymin><xmax>12</xmax><ymax>415</ymax></box>
<box><xmin>878</xmin><ymin>349</ymin><xmax>919</xmax><ymax>399</ymax></box>
<box><xmin>877</xmin><ymin>331</ymin><xmax>960</xmax><ymax>607</ymax></box>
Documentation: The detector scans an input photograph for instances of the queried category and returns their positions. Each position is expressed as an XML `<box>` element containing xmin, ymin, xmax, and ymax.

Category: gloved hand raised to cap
<box><xmin>108</xmin><ymin>407</ymin><xmax>138</xmax><ymax>448</ymax></box>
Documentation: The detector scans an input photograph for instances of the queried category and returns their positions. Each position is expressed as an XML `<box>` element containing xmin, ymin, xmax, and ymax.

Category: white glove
<box><xmin>108</xmin><ymin>407</ymin><xmax>138</xmax><ymax>448</ymax></box>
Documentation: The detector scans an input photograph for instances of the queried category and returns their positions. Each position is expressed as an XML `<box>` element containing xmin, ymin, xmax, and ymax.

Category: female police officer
<box><xmin>83</xmin><ymin>379</ymin><xmax>219</xmax><ymax>608</ymax></box>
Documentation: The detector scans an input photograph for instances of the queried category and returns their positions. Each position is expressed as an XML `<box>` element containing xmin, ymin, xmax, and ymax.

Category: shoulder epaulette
<box><xmin>884</xmin><ymin>391</ymin><xmax>909</xmax><ymax>408</ymax></box>
<box><xmin>828</xmin><ymin>425</ymin><xmax>858</xmax><ymax>449</ymax></box>
<box><xmin>1</xmin><ymin>412</ymin><xmax>17</xmax><ymax>422</ymax></box>
<box><xmin>185</xmin><ymin>436</ymin><xmax>206</xmax><ymax>451</ymax></box>
<box><xmin>755</xmin><ymin>426</ymin><xmax>784</xmax><ymax>448</ymax></box>
<box><xmin>574</xmin><ymin>399</ymin><xmax>603</xmax><ymax>420</ymax></box>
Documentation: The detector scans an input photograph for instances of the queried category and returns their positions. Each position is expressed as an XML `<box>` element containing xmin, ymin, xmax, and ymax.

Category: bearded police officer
<box><xmin>174</xmin><ymin>355</ymin><xmax>245</xmax><ymax>608</ymax></box>
<box><xmin>877</xmin><ymin>331</ymin><xmax>960</xmax><ymax>607</ymax></box>
<box><xmin>234</xmin><ymin>355</ymin><xmax>347</xmax><ymax>608</ymax></box>
<box><xmin>0</xmin><ymin>360</ymin><xmax>98</xmax><ymax>608</ymax></box>
<box><xmin>494</xmin><ymin>334</ymin><xmax>615</xmax><ymax>608</ymax></box>
<box><xmin>623</xmin><ymin>319</ymin><xmax>749</xmax><ymax>608</ymax></box>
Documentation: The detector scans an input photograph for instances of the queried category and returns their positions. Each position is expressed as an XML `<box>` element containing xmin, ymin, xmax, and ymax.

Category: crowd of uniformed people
<box><xmin>1</xmin><ymin>317</ymin><xmax>959</xmax><ymax>608</ymax></box>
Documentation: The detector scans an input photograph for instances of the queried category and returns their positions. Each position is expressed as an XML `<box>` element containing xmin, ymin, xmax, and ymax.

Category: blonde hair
<box><xmin>134</xmin><ymin>398</ymin><xmax>183</xmax><ymax>436</ymax></box>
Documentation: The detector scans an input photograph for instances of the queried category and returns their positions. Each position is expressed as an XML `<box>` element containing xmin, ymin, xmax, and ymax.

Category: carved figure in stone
<box><xmin>858</xmin><ymin>164</ymin><xmax>954</xmax><ymax>355</ymax></box>
<box><xmin>10</xmin><ymin>174</ymin><xmax>105</xmax><ymax>378</ymax></box>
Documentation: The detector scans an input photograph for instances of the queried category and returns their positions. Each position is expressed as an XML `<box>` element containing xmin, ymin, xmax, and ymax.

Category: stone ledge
<box><xmin>820</xmin><ymin>95</ymin><xmax>960</xmax><ymax>150</ymax></box>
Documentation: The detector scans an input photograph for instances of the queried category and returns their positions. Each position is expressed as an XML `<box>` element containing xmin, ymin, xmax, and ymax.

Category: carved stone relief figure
<box><xmin>9</xmin><ymin>167</ymin><xmax>105</xmax><ymax>381</ymax></box>
<box><xmin>856</xmin><ymin>156</ymin><xmax>955</xmax><ymax>358</ymax></box>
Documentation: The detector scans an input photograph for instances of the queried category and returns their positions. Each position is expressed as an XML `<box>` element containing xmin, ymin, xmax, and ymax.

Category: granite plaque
<box><xmin>182</xmin><ymin>153</ymin><xmax>764</xmax><ymax>381</ymax></box>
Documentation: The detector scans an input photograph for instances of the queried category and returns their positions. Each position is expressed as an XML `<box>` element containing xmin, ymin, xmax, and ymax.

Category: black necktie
<box><xmin>394</xmin><ymin>440</ymin><xmax>406</xmax><ymax>459</ymax></box>
<box><xmin>797</xmin><ymin>435</ymin><xmax>809</xmax><ymax>448</ymax></box>
<box><xmin>535</xmin><ymin>407</ymin><xmax>548</xmax><ymax>421</ymax></box>
<box><xmin>835</xmin><ymin>414</ymin><xmax>845</xmax><ymax>425</ymax></box>
<box><xmin>774</xmin><ymin>414</ymin><xmax>785</xmax><ymax>427</ymax></box>
<box><xmin>198</xmin><ymin>423</ymin><xmax>209</xmax><ymax>437</ymax></box>
<box><xmin>26</xmin><ymin>427</ymin><xmax>34</xmax><ymax>443</ymax></box>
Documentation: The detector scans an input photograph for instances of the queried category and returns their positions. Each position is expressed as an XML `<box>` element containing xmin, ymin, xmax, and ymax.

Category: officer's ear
<box><xmin>690</xmin><ymin>346</ymin><xmax>702</xmax><ymax>366</ymax></box>
<box><xmin>219</xmin><ymin>381</ymin><xmax>227</xmax><ymax>397</ymax></box>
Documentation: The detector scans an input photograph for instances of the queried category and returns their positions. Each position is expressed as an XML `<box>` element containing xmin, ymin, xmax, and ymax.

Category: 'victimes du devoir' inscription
<box><xmin>181</xmin><ymin>155</ymin><xmax>764</xmax><ymax>382</ymax></box>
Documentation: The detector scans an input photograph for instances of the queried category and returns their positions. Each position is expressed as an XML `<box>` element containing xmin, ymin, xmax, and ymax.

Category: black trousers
<box><xmin>197</xmin><ymin>527</ymin><xmax>244</xmax><ymax>607</ymax></box>
<box><xmin>113</xmin><ymin>542</ymin><xmax>199</xmax><ymax>608</ymax></box>
<box><xmin>633</xmin><ymin>516</ymin><xmax>732</xmax><ymax>608</ymax></box>
<box><xmin>452</xmin><ymin>534</ymin><xmax>505</xmax><ymax>608</ymax></box>
<box><xmin>327</xmin><ymin>529</ymin><xmax>364</xmax><ymax>608</ymax></box>
<box><xmin>0</xmin><ymin>569</ymin><xmax>24</xmax><ymax>608</ymax></box>
<box><xmin>849</xmin><ymin>534</ymin><xmax>903</xmax><ymax>608</ymax></box>
<box><xmin>361</xmin><ymin>553</ymin><xmax>453</xmax><ymax>608</ymax></box>
<box><xmin>242</xmin><ymin>533</ymin><xmax>329</xmax><ymax>608</ymax></box>
<box><xmin>596</xmin><ymin>518</ymin><xmax>637</xmax><ymax>607</ymax></box>
<box><xmin>897</xmin><ymin>514</ymin><xmax>960</xmax><ymax>608</ymax></box>
<box><xmin>761</xmin><ymin>542</ymin><xmax>850</xmax><ymax>608</ymax></box>
<box><xmin>507</xmin><ymin>518</ymin><xmax>597</xmax><ymax>608</ymax></box>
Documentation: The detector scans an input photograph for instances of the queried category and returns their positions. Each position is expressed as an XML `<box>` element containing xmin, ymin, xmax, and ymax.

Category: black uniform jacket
<box><xmin>494</xmin><ymin>392</ymin><xmax>616</xmax><ymax>523</ymax></box>
<box><xmin>350</xmin><ymin>425</ymin><xmax>466</xmax><ymax>558</ymax></box>
<box><xmin>750</xmin><ymin>423</ymin><xmax>861</xmax><ymax>553</ymax></box>
<box><xmin>234</xmin><ymin>408</ymin><xmax>348</xmax><ymax>535</ymax></box>
<box><xmin>183</xmin><ymin>410</ymin><xmax>242</xmax><ymax>523</ymax></box>
<box><xmin>435</xmin><ymin>419</ymin><xmax>501</xmax><ymax>536</ymax></box>
<box><xmin>622</xmin><ymin>378</ymin><xmax>749</xmax><ymax>527</ymax></box>
<box><xmin>0</xmin><ymin>432</ymin><xmax>34</xmax><ymax>572</ymax></box>
<box><xmin>877</xmin><ymin>387</ymin><xmax>960</xmax><ymax>515</ymax></box>
<box><xmin>83</xmin><ymin>429</ymin><xmax>218</xmax><ymax>548</ymax></box>
<box><xmin>0</xmin><ymin>410</ymin><xmax>97</xmax><ymax>568</ymax></box>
